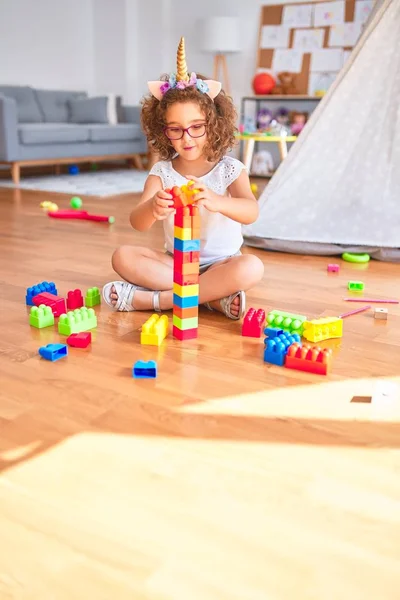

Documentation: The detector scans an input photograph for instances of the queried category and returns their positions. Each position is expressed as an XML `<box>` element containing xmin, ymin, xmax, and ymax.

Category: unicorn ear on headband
<box><xmin>147</xmin><ymin>37</ymin><xmax>222</xmax><ymax>101</ymax></box>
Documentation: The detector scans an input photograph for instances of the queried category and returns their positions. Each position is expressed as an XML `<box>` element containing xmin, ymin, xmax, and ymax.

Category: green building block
<box><xmin>85</xmin><ymin>286</ymin><xmax>101</xmax><ymax>307</ymax></box>
<box><xmin>58</xmin><ymin>307</ymin><xmax>97</xmax><ymax>335</ymax></box>
<box><xmin>172</xmin><ymin>315</ymin><xmax>198</xmax><ymax>330</ymax></box>
<box><xmin>348</xmin><ymin>281</ymin><xmax>364</xmax><ymax>291</ymax></box>
<box><xmin>266</xmin><ymin>310</ymin><xmax>307</xmax><ymax>336</ymax></box>
<box><xmin>29</xmin><ymin>305</ymin><xmax>55</xmax><ymax>329</ymax></box>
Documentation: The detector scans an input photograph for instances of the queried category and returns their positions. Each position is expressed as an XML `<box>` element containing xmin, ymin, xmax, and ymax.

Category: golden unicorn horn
<box><xmin>177</xmin><ymin>37</ymin><xmax>189</xmax><ymax>82</ymax></box>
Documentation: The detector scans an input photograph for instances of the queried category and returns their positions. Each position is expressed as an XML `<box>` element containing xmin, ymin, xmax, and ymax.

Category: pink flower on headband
<box><xmin>160</xmin><ymin>82</ymin><xmax>171</xmax><ymax>94</ymax></box>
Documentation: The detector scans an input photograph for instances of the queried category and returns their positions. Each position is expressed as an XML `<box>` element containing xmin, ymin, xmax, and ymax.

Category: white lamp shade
<box><xmin>200</xmin><ymin>17</ymin><xmax>241</xmax><ymax>53</ymax></box>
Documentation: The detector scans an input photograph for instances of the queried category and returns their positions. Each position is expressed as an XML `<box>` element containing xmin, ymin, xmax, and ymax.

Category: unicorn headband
<box><xmin>147</xmin><ymin>37</ymin><xmax>222</xmax><ymax>101</ymax></box>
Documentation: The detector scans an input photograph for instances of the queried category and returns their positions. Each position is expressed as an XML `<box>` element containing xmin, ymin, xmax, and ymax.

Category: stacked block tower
<box><xmin>166</xmin><ymin>183</ymin><xmax>200</xmax><ymax>341</ymax></box>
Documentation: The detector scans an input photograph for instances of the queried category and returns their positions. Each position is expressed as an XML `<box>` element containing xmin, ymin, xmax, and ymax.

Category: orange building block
<box><xmin>285</xmin><ymin>343</ymin><xmax>333</xmax><ymax>375</ymax></box>
<box><xmin>173</xmin><ymin>305</ymin><xmax>199</xmax><ymax>319</ymax></box>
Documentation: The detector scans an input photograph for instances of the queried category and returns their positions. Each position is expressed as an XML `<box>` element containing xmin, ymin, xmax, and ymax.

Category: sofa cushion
<box><xmin>89</xmin><ymin>124</ymin><xmax>142</xmax><ymax>142</ymax></box>
<box><xmin>69</xmin><ymin>96</ymin><xmax>109</xmax><ymax>124</ymax></box>
<box><xmin>18</xmin><ymin>123</ymin><xmax>90</xmax><ymax>145</ymax></box>
<box><xmin>35</xmin><ymin>89</ymin><xmax>87</xmax><ymax>122</ymax></box>
<box><xmin>0</xmin><ymin>85</ymin><xmax>42</xmax><ymax>123</ymax></box>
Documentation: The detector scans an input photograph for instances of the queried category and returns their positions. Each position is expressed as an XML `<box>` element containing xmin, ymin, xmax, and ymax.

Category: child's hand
<box><xmin>186</xmin><ymin>176</ymin><xmax>222</xmax><ymax>213</ymax></box>
<box><xmin>151</xmin><ymin>190</ymin><xmax>175</xmax><ymax>220</ymax></box>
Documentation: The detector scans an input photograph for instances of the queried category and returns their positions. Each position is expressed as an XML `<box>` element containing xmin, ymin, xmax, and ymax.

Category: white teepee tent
<box><xmin>243</xmin><ymin>0</ymin><xmax>400</xmax><ymax>262</ymax></box>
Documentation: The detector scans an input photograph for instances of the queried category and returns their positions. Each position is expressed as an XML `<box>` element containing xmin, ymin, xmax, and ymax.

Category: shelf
<box><xmin>235</xmin><ymin>134</ymin><xmax>297</xmax><ymax>142</ymax></box>
<box><xmin>242</xmin><ymin>95</ymin><xmax>322</xmax><ymax>101</ymax></box>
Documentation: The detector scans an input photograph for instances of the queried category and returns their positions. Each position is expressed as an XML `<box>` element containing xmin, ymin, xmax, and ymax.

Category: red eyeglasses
<box><xmin>163</xmin><ymin>123</ymin><xmax>206</xmax><ymax>140</ymax></box>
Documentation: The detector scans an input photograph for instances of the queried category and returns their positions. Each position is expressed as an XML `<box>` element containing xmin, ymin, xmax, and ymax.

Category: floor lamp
<box><xmin>201</xmin><ymin>17</ymin><xmax>241</xmax><ymax>97</ymax></box>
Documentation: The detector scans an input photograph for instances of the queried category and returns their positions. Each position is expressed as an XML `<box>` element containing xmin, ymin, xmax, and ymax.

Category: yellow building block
<box><xmin>302</xmin><ymin>317</ymin><xmax>343</xmax><ymax>343</ymax></box>
<box><xmin>140</xmin><ymin>314</ymin><xmax>169</xmax><ymax>345</ymax></box>
<box><xmin>173</xmin><ymin>283</ymin><xmax>199</xmax><ymax>297</ymax></box>
<box><xmin>174</xmin><ymin>225</ymin><xmax>192</xmax><ymax>241</ymax></box>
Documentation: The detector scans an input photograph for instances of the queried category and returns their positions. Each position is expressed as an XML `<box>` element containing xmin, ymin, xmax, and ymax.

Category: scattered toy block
<box><xmin>132</xmin><ymin>360</ymin><xmax>157</xmax><ymax>379</ymax></box>
<box><xmin>26</xmin><ymin>281</ymin><xmax>57</xmax><ymax>305</ymax></box>
<box><xmin>174</xmin><ymin>238</ymin><xmax>200</xmax><ymax>253</ymax></box>
<box><xmin>173</xmin><ymin>271</ymin><xmax>199</xmax><ymax>286</ymax></box>
<box><xmin>32</xmin><ymin>292</ymin><xmax>66</xmax><ymax>317</ymax></box>
<box><xmin>67</xmin><ymin>288</ymin><xmax>84</xmax><ymax>310</ymax></box>
<box><xmin>38</xmin><ymin>343</ymin><xmax>67</xmax><ymax>362</ymax></box>
<box><xmin>264</xmin><ymin>327</ymin><xmax>284</xmax><ymax>339</ymax></box>
<box><xmin>302</xmin><ymin>317</ymin><xmax>343</xmax><ymax>343</ymax></box>
<box><xmin>374</xmin><ymin>308</ymin><xmax>388</xmax><ymax>321</ymax></box>
<box><xmin>67</xmin><ymin>332</ymin><xmax>92</xmax><ymax>348</ymax></box>
<box><xmin>173</xmin><ymin>282</ymin><xmax>199</xmax><ymax>298</ymax></box>
<box><xmin>267</xmin><ymin>309</ymin><xmax>307</xmax><ymax>336</ymax></box>
<box><xmin>242</xmin><ymin>308</ymin><xmax>266</xmax><ymax>338</ymax></box>
<box><xmin>85</xmin><ymin>286</ymin><xmax>101</xmax><ymax>307</ymax></box>
<box><xmin>174</xmin><ymin>225</ymin><xmax>193</xmax><ymax>241</ymax></box>
<box><xmin>285</xmin><ymin>343</ymin><xmax>333</xmax><ymax>375</ymax></box>
<box><xmin>172</xmin><ymin>325</ymin><xmax>198</xmax><ymax>340</ymax></box>
<box><xmin>264</xmin><ymin>332</ymin><xmax>301</xmax><ymax>366</ymax></box>
<box><xmin>29</xmin><ymin>305</ymin><xmax>55</xmax><ymax>329</ymax></box>
<box><xmin>173</xmin><ymin>293</ymin><xmax>199</xmax><ymax>309</ymax></box>
<box><xmin>348</xmin><ymin>281</ymin><xmax>364</xmax><ymax>291</ymax></box>
<box><xmin>140</xmin><ymin>314</ymin><xmax>169</xmax><ymax>346</ymax></box>
<box><xmin>327</xmin><ymin>264</ymin><xmax>339</xmax><ymax>273</ymax></box>
<box><xmin>58</xmin><ymin>307</ymin><xmax>97</xmax><ymax>335</ymax></box>
<box><xmin>173</xmin><ymin>315</ymin><xmax>199</xmax><ymax>330</ymax></box>
<box><xmin>173</xmin><ymin>305</ymin><xmax>198</xmax><ymax>320</ymax></box>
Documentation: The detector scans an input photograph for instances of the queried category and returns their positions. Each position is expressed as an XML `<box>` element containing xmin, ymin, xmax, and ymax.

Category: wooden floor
<box><xmin>1</xmin><ymin>184</ymin><xmax>400</xmax><ymax>599</ymax></box>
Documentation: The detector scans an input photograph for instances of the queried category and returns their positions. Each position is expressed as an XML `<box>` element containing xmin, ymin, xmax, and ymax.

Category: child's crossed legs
<box><xmin>105</xmin><ymin>245</ymin><xmax>264</xmax><ymax>318</ymax></box>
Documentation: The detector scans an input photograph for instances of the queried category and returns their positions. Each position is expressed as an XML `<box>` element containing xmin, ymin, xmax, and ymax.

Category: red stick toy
<box><xmin>48</xmin><ymin>210</ymin><xmax>115</xmax><ymax>223</ymax></box>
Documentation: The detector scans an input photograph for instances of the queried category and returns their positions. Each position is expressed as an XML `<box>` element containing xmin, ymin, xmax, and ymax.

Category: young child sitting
<box><xmin>103</xmin><ymin>37</ymin><xmax>264</xmax><ymax>320</ymax></box>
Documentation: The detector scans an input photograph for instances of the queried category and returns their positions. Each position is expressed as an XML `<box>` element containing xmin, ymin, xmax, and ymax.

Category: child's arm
<box><xmin>187</xmin><ymin>171</ymin><xmax>259</xmax><ymax>225</ymax></box>
<box><xmin>130</xmin><ymin>175</ymin><xmax>174</xmax><ymax>232</ymax></box>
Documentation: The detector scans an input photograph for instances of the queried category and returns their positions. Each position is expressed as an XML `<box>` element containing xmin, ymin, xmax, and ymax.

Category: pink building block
<box><xmin>67</xmin><ymin>288</ymin><xmax>84</xmax><ymax>310</ymax></box>
<box><xmin>242</xmin><ymin>307</ymin><xmax>266</xmax><ymax>338</ymax></box>
<box><xmin>327</xmin><ymin>264</ymin><xmax>340</xmax><ymax>273</ymax></box>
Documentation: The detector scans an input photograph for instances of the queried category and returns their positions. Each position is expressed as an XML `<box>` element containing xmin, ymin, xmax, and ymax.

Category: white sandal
<box><xmin>204</xmin><ymin>290</ymin><xmax>246</xmax><ymax>320</ymax></box>
<box><xmin>102</xmin><ymin>281</ymin><xmax>161</xmax><ymax>312</ymax></box>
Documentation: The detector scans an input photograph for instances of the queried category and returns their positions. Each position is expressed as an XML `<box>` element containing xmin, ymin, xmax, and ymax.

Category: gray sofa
<box><xmin>0</xmin><ymin>85</ymin><xmax>147</xmax><ymax>184</ymax></box>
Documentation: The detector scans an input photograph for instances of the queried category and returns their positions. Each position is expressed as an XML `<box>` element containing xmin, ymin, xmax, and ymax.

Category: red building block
<box><xmin>241</xmin><ymin>307</ymin><xmax>266</xmax><ymax>338</ymax></box>
<box><xmin>173</xmin><ymin>249</ymin><xmax>200</xmax><ymax>266</ymax></box>
<box><xmin>67</xmin><ymin>288</ymin><xmax>84</xmax><ymax>310</ymax></box>
<box><xmin>67</xmin><ymin>332</ymin><xmax>92</xmax><ymax>348</ymax></box>
<box><xmin>285</xmin><ymin>342</ymin><xmax>333</xmax><ymax>375</ymax></box>
<box><xmin>172</xmin><ymin>325</ymin><xmax>198</xmax><ymax>340</ymax></box>
<box><xmin>32</xmin><ymin>292</ymin><xmax>66</xmax><ymax>317</ymax></box>
<box><xmin>173</xmin><ymin>270</ymin><xmax>199</xmax><ymax>286</ymax></box>
<box><xmin>327</xmin><ymin>263</ymin><xmax>340</xmax><ymax>273</ymax></box>
<box><xmin>174</xmin><ymin>206</ymin><xmax>191</xmax><ymax>228</ymax></box>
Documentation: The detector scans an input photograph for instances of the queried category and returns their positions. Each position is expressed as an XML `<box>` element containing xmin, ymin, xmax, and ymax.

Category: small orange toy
<box><xmin>166</xmin><ymin>181</ymin><xmax>200</xmax><ymax>208</ymax></box>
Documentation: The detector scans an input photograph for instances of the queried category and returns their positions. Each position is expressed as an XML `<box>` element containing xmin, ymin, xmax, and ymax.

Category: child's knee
<box><xmin>111</xmin><ymin>245</ymin><xmax>129</xmax><ymax>271</ymax></box>
<box><xmin>239</xmin><ymin>255</ymin><xmax>264</xmax><ymax>286</ymax></box>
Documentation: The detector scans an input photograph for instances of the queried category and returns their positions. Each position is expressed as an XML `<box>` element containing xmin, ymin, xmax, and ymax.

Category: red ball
<box><xmin>252</xmin><ymin>72</ymin><xmax>276</xmax><ymax>95</ymax></box>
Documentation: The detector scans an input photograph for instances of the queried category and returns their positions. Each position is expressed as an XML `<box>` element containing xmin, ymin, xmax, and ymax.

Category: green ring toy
<box><xmin>342</xmin><ymin>252</ymin><xmax>370</xmax><ymax>263</ymax></box>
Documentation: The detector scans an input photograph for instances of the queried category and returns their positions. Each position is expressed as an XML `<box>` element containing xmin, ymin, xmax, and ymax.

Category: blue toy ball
<box><xmin>68</xmin><ymin>165</ymin><xmax>80</xmax><ymax>175</ymax></box>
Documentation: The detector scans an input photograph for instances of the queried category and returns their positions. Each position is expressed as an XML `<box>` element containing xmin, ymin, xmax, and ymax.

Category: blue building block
<box><xmin>173</xmin><ymin>238</ymin><xmax>201</xmax><ymax>253</ymax></box>
<box><xmin>264</xmin><ymin>327</ymin><xmax>284</xmax><ymax>339</ymax></box>
<box><xmin>263</xmin><ymin>332</ymin><xmax>301</xmax><ymax>366</ymax></box>
<box><xmin>38</xmin><ymin>343</ymin><xmax>68</xmax><ymax>362</ymax></box>
<box><xmin>26</xmin><ymin>281</ymin><xmax>57</xmax><ymax>305</ymax></box>
<box><xmin>172</xmin><ymin>293</ymin><xmax>198</xmax><ymax>309</ymax></box>
<box><xmin>133</xmin><ymin>360</ymin><xmax>157</xmax><ymax>379</ymax></box>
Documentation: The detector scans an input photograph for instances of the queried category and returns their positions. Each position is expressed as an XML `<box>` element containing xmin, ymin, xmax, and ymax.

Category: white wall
<box><xmin>0</xmin><ymin>0</ymin><xmax>95</xmax><ymax>92</ymax></box>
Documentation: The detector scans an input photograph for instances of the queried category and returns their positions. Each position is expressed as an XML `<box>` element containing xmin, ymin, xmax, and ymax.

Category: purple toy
<box><xmin>256</xmin><ymin>108</ymin><xmax>273</xmax><ymax>131</ymax></box>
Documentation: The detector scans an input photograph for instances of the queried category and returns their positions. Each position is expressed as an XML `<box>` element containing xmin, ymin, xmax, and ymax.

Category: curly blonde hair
<box><xmin>141</xmin><ymin>74</ymin><xmax>237</xmax><ymax>162</ymax></box>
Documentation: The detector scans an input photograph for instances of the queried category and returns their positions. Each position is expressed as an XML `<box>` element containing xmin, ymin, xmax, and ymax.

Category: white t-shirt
<box><xmin>149</xmin><ymin>156</ymin><xmax>246</xmax><ymax>264</ymax></box>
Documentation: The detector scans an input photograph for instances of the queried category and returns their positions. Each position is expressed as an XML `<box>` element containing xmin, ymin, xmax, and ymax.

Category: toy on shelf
<box><xmin>271</xmin><ymin>72</ymin><xmax>297</xmax><ymax>95</ymax></box>
<box><xmin>290</xmin><ymin>111</ymin><xmax>308</xmax><ymax>135</ymax></box>
<box><xmin>302</xmin><ymin>317</ymin><xmax>343</xmax><ymax>343</ymax></box>
<box><xmin>266</xmin><ymin>309</ymin><xmax>307</xmax><ymax>336</ymax></box>
<box><xmin>348</xmin><ymin>281</ymin><xmax>364</xmax><ymax>291</ymax></box>
<box><xmin>274</xmin><ymin>107</ymin><xmax>290</xmax><ymax>127</ymax></box>
<box><xmin>242</xmin><ymin>308</ymin><xmax>266</xmax><ymax>338</ymax></box>
<box><xmin>252</xmin><ymin>72</ymin><xmax>276</xmax><ymax>95</ymax></box>
<box><xmin>256</xmin><ymin>108</ymin><xmax>273</xmax><ymax>132</ymax></box>
<box><xmin>264</xmin><ymin>330</ymin><xmax>301</xmax><ymax>366</ymax></box>
<box><xmin>67</xmin><ymin>289</ymin><xmax>84</xmax><ymax>310</ymax></box>
<box><xmin>67</xmin><ymin>332</ymin><xmax>92</xmax><ymax>348</ymax></box>
<box><xmin>26</xmin><ymin>281</ymin><xmax>57</xmax><ymax>305</ymax></box>
<box><xmin>141</xmin><ymin>314</ymin><xmax>169</xmax><ymax>346</ymax></box>
<box><xmin>327</xmin><ymin>263</ymin><xmax>339</xmax><ymax>273</ymax></box>
<box><xmin>32</xmin><ymin>292</ymin><xmax>66</xmax><ymax>317</ymax></box>
<box><xmin>285</xmin><ymin>343</ymin><xmax>333</xmax><ymax>376</ymax></box>
<box><xmin>39</xmin><ymin>343</ymin><xmax>68</xmax><ymax>362</ymax></box>
<box><xmin>85</xmin><ymin>287</ymin><xmax>101</xmax><ymax>307</ymax></box>
<box><xmin>132</xmin><ymin>360</ymin><xmax>157</xmax><ymax>379</ymax></box>
<box><xmin>251</xmin><ymin>150</ymin><xmax>274</xmax><ymax>176</ymax></box>
<box><xmin>48</xmin><ymin>210</ymin><xmax>115</xmax><ymax>224</ymax></box>
<box><xmin>172</xmin><ymin>203</ymin><xmax>200</xmax><ymax>341</ymax></box>
<box><xmin>29</xmin><ymin>305</ymin><xmax>55</xmax><ymax>329</ymax></box>
<box><xmin>374</xmin><ymin>308</ymin><xmax>388</xmax><ymax>321</ymax></box>
<box><xmin>58</xmin><ymin>307</ymin><xmax>97</xmax><ymax>335</ymax></box>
